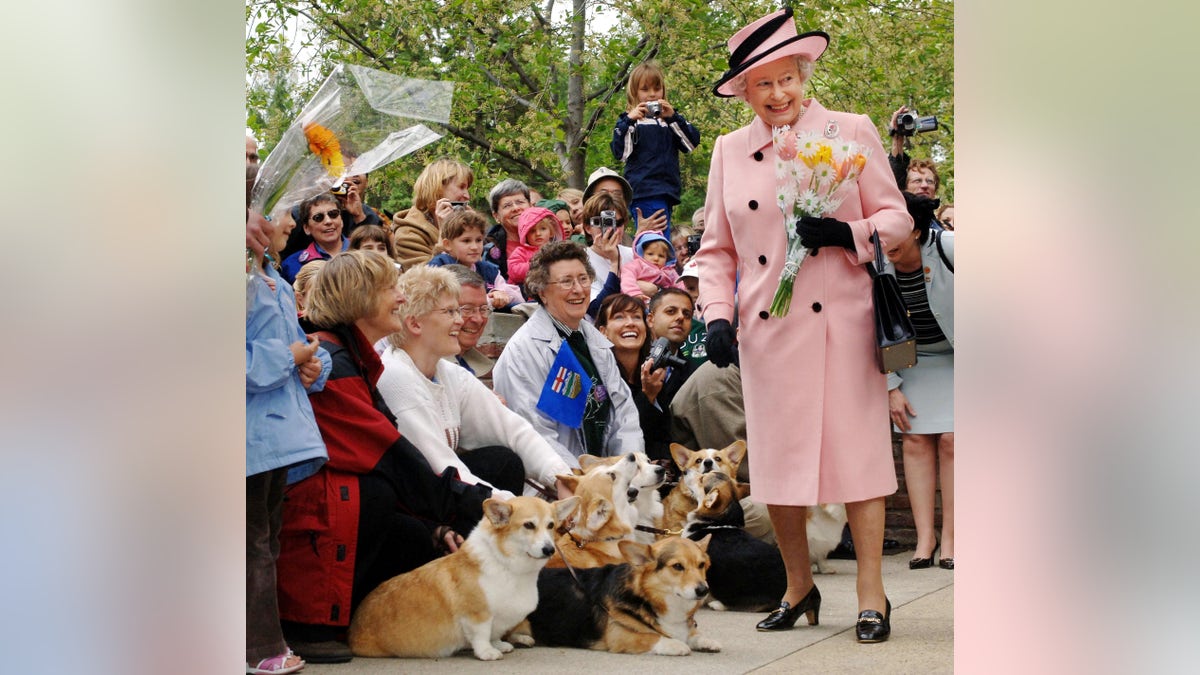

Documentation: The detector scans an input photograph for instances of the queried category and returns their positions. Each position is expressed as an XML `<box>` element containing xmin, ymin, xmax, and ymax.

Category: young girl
<box><xmin>428</xmin><ymin>208</ymin><xmax>524</xmax><ymax>310</ymax></box>
<box><xmin>349</xmin><ymin>224</ymin><xmax>402</xmax><ymax>271</ymax></box>
<box><xmin>621</xmin><ymin>230</ymin><xmax>679</xmax><ymax>302</ymax></box>
<box><xmin>247</xmin><ymin>199</ymin><xmax>332</xmax><ymax>674</ymax></box>
<box><xmin>505</xmin><ymin>206</ymin><xmax>563</xmax><ymax>286</ymax></box>
<box><xmin>610</xmin><ymin>60</ymin><xmax>701</xmax><ymax>239</ymax></box>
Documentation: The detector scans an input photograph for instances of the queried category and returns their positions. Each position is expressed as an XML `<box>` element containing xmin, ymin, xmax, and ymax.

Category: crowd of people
<box><xmin>245</xmin><ymin>8</ymin><xmax>953</xmax><ymax>672</ymax></box>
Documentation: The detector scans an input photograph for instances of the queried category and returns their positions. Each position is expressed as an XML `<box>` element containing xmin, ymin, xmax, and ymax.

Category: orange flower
<box><xmin>303</xmin><ymin>123</ymin><xmax>345</xmax><ymax>178</ymax></box>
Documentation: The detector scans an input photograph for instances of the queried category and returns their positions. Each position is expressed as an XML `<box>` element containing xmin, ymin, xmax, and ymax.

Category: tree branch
<box><xmin>442</xmin><ymin>123</ymin><xmax>555</xmax><ymax>183</ymax></box>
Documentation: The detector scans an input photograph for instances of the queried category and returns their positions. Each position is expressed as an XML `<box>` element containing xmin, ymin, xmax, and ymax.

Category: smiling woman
<box><xmin>280</xmin><ymin>193</ymin><xmax>349</xmax><ymax>284</ymax></box>
<box><xmin>376</xmin><ymin>265</ymin><xmax>574</xmax><ymax>498</ymax></box>
<box><xmin>493</xmin><ymin>241</ymin><xmax>644</xmax><ymax>467</ymax></box>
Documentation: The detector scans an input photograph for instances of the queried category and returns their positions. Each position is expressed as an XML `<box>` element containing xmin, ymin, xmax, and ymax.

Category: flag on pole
<box><xmin>536</xmin><ymin>345</ymin><xmax>593</xmax><ymax>428</ymax></box>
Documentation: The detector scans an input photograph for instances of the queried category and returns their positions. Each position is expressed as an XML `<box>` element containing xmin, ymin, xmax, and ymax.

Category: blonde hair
<box><xmin>291</xmin><ymin>259</ymin><xmax>327</xmax><ymax>315</ymax></box>
<box><xmin>412</xmin><ymin>158</ymin><xmax>474</xmax><ymax>216</ymax></box>
<box><xmin>304</xmin><ymin>250</ymin><xmax>399</xmax><ymax>328</ymax></box>
<box><xmin>729</xmin><ymin>55</ymin><xmax>814</xmax><ymax>101</ymax></box>
<box><xmin>557</xmin><ymin>187</ymin><xmax>583</xmax><ymax>205</ymax></box>
<box><xmin>385</xmin><ymin>265</ymin><xmax>461</xmax><ymax>349</ymax></box>
<box><xmin>626</xmin><ymin>61</ymin><xmax>666</xmax><ymax>109</ymax></box>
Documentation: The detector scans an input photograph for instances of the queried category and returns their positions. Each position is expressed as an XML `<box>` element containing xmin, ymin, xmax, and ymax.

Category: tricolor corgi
<box><xmin>662</xmin><ymin>441</ymin><xmax>747</xmax><ymax>532</ymax></box>
<box><xmin>347</xmin><ymin>495</ymin><xmax>578</xmax><ymax>661</ymax></box>
<box><xmin>526</xmin><ymin>536</ymin><xmax>721</xmax><ymax>655</ymax></box>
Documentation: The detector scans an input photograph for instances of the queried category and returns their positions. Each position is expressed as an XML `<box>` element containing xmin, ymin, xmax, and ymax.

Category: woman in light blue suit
<box><xmin>885</xmin><ymin>196</ymin><xmax>955</xmax><ymax>571</ymax></box>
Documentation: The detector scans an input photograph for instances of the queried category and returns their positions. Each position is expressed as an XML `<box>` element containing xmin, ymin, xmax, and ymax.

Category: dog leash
<box><xmin>524</xmin><ymin>478</ymin><xmax>558</xmax><ymax>501</ymax></box>
<box><xmin>635</xmin><ymin>524</ymin><xmax>683</xmax><ymax>537</ymax></box>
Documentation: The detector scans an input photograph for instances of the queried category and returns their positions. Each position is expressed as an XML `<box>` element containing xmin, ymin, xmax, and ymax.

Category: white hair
<box><xmin>729</xmin><ymin>55</ymin><xmax>815</xmax><ymax>101</ymax></box>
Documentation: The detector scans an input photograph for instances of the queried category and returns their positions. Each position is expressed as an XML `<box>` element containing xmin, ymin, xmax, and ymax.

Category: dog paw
<box><xmin>473</xmin><ymin>645</ymin><xmax>503</xmax><ymax>661</ymax></box>
<box><xmin>689</xmin><ymin>635</ymin><xmax>722</xmax><ymax>653</ymax></box>
<box><xmin>812</xmin><ymin>561</ymin><xmax>837</xmax><ymax>574</ymax></box>
<box><xmin>494</xmin><ymin>640</ymin><xmax>514</xmax><ymax>653</ymax></box>
<box><xmin>507</xmin><ymin>633</ymin><xmax>535</xmax><ymax>648</ymax></box>
<box><xmin>705</xmin><ymin>598</ymin><xmax>728</xmax><ymax>611</ymax></box>
<box><xmin>651</xmin><ymin>637</ymin><xmax>692</xmax><ymax>656</ymax></box>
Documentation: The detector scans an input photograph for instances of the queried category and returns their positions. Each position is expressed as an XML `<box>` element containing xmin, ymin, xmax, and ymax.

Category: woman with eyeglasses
<box><xmin>377</xmin><ymin>265</ymin><xmax>574</xmax><ymax>498</ymax></box>
<box><xmin>280</xmin><ymin>193</ymin><xmax>349</xmax><ymax>284</ymax></box>
<box><xmin>493</xmin><ymin>241</ymin><xmax>644</xmax><ymax>467</ymax></box>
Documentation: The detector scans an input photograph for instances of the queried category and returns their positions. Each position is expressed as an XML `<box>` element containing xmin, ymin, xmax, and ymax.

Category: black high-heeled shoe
<box><xmin>939</xmin><ymin>557</ymin><xmax>954</xmax><ymax>570</ymax></box>
<box><xmin>756</xmin><ymin>585</ymin><xmax>821</xmax><ymax>631</ymax></box>
<box><xmin>856</xmin><ymin>598</ymin><xmax>892</xmax><ymax>643</ymax></box>
<box><xmin>909</xmin><ymin>539</ymin><xmax>939</xmax><ymax>570</ymax></box>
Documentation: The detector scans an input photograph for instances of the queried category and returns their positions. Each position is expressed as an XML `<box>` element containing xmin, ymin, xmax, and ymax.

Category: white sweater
<box><xmin>377</xmin><ymin>346</ymin><xmax>572</xmax><ymax>498</ymax></box>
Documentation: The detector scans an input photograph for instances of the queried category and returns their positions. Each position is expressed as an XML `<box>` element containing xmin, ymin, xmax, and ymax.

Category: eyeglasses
<box><xmin>549</xmin><ymin>275</ymin><xmax>593</xmax><ymax>291</ymax></box>
<box><xmin>310</xmin><ymin>210</ymin><xmax>342</xmax><ymax>223</ymax></box>
<box><xmin>458</xmin><ymin>304</ymin><xmax>493</xmax><ymax>318</ymax></box>
<box><xmin>429</xmin><ymin>306</ymin><xmax>463</xmax><ymax>318</ymax></box>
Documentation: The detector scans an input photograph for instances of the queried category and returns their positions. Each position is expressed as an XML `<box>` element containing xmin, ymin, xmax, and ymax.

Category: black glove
<box><xmin>902</xmin><ymin>192</ymin><xmax>940</xmax><ymax>227</ymax></box>
<box><xmin>796</xmin><ymin>216</ymin><xmax>855</xmax><ymax>252</ymax></box>
<box><xmin>705</xmin><ymin>319</ymin><xmax>739</xmax><ymax>368</ymax></box>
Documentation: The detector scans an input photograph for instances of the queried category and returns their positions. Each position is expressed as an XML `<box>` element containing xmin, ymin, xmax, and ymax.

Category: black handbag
<box><xmin>866</xmin><ymin>230</ymin><xmax>917</xmax><ymax>374</ymax></box>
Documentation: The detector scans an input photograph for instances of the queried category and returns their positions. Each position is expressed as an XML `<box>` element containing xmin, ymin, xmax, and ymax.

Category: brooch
<box><xmin>824</xmin><ymin>120</ymin><xmax>839</xmax><ymax>138</ymax></box>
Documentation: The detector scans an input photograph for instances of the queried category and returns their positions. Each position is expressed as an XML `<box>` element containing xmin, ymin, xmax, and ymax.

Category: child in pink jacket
<box><xmin>506</xmin><ymin>206</ymin><xmax>563</xmax><ymax>285</ymax></box>
<box><xmin>621</xmin><ymin>230</ymin><xmax>679</xmax><ymax>301</ymax></box>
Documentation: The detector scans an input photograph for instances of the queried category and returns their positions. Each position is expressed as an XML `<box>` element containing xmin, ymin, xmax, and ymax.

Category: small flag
<box><xmin>537</xmin><ymin>345</ymin><xmax>593</xmax><ymax>428</ymax></box>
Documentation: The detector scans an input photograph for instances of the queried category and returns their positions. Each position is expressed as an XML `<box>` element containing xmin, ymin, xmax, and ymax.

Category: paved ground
<box><xmin>302</xmin><ymin>550</ymin><xmax>953</xmax><ymax>674</ymax></box>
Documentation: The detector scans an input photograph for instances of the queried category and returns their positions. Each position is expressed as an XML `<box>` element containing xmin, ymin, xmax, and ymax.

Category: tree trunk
<box><xmin>565</xmin><ymin>0</ymin><xmax>586</xmax><ymax>188</ymax></box>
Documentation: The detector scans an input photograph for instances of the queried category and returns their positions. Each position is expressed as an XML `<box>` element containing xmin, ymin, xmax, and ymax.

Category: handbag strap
<box><xmin>934</xmin><ymin>229</ymin><xmax>954</xmax><ymax>274</ymax></box>
<box><xmin>866</xmin><ymin>228</ymin><xmax>884</xmax><ymax>278</ymax></box>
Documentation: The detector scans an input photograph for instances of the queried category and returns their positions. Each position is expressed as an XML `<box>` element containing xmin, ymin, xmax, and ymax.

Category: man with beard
<box><xmin>638</xmin><ymin>288</ymin><xmax>698</xmax><ymax>462</ymax></box>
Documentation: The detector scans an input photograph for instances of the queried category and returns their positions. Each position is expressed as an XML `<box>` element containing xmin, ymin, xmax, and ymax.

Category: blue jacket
<box><xmin>610</xmin><ymin>111</ymin><xmax>700</xmax><ymax>205</ymax></box>
<box><xmin>280</xmin><ymin>239</ymin><xmax>348</xmax><ymax>284</ymax></box>
<box><xmin>246</xmin><ymin>263</ymin><xmax>332</xmax><ymax>482</ymax></box>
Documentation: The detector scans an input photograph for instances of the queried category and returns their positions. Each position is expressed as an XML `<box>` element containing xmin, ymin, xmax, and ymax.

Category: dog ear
<box><xmin>723</xmin><ymin>440</ymin><xmax>747</xmax><ymax>468</ymax></box>
<box><xmin>669</xmin><ymin>443</ymin><xmax>693</xmax><ymax>470</ymax></box>
<box><xmin>556</xmin><ymin>474</ymin><xmax>580</xmax><ymax>492</ymax></box>
<box><xmin>586</xmin><ymin>497</ymin><xmax>614</xmax><ymax>531</ymax></box>
<box><xmin>553</xmin><ymin>495</ymin><xmax>580</xmax><ymax>525</ymax></box>
<box><xmin>692</xmin><ymin>533</ymin><xmax>712</xmax><ymax>554</ymax></box>
<box><xmin>483</xmin><ymin>498</ymin><xmax>513</xmax><ymax>526</ymax></box>
<box><xmin>618</xmin><ymin>539</ymin><xmax>653</xmax><ymax>565</ymax></box>
<box><xmin>735</xmin><ymin>482</ymin><xmax>752</xmax><ymax>501</ymax></box>
<box><xmin>577</xmin><ymin>454</ymin><xmax>602</xmax><ymax>472</ymax></box>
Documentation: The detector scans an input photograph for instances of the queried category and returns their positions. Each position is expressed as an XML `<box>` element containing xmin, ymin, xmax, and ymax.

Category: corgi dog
<box><xmin>807</xmin><ymin>503</ymin><xmax>848</xmax><ymax>574</ymax></box>
<box><xmin>662</xmin><ymin>441</ymin><xmax>747</xmax><ymax>532</ymax></box>
<box><xmin>347</xmin><ymin>495</ymin><xmax>578</xmax><ymax>661</ymax></box>
<box><xmin>546</xmin><ymin>466</ymin><xmax>635</xmax><ymax>569</ymax></box>
<box><xmin>579</xmin><ymin>452</ymin><xmax>666</xmax><ymax>544</ymax></box>
<box><xmin>525</xmin><ymin>536</ymin><xmax>721</xmax><ymax>655</ymax></box>
<box><xmin>681</xmin><ymin>471</ymin><xmax>786</xmax><ymax>611</ymax></box>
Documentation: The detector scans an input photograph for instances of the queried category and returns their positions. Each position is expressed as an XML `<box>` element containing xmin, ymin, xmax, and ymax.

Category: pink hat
<box><xmin>713</xmin><ymin>8</ymin><xmax>829</xmax><ymax>98</ymax></box>
<box><xmin>517</xmin><ymin>206</ymin><xmax>560</xmax><ymax>242</ymax></box>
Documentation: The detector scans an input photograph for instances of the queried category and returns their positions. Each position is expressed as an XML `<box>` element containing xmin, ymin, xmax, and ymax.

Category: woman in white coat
<box><xmin>377</xmin><ymin>265</ymin><xmax>574</xmax><ymax>499</ymax></box>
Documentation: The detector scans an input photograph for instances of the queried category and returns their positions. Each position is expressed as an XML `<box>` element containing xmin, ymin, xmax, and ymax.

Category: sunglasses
<box><xmin>310</xmin><ymin>210</ymin><xmax>342</xmax><ymax>224</ymax></box>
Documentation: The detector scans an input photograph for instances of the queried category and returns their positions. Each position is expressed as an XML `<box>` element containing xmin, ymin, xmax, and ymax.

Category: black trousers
<box><xmin>247</xmin><ymin>468</ymin><xmax>288</xmax><ymax>662</ymax></box>
<box><xmin>461</xmin><ymin>445</ymin><xmax>526</xmax><ymax>495</ymax></box>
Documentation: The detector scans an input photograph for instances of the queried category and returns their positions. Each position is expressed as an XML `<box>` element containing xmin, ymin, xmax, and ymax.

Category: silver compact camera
<box><xmin>590</xmin><ymin>210</ymin><xmax>619</xmax><ymax>231</ymax></box>
<box><xmin>895</xmin><ymin>111</ymin><xmax>938</xmax><ymax>137</ymax></box>
<box><xmin>645</xmin><ymin>100</ymin><xmax>662</xmax><ymax>118</ymax></box>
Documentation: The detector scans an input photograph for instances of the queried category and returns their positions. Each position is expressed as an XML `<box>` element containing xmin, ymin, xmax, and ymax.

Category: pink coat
<box><xmin>620</xmin><ymin>256</ymin><xmax>679</xmax><ymax>298</ymax></box>
<box><xmin>695</xmin><ymin>99</ymin><xmax>912</xmax><ymax>506</ymax></box>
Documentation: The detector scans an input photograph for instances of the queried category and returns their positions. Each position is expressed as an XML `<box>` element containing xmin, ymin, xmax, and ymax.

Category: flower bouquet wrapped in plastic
<box><xmin>248</xmin><ymin>63</ymin><xmax>454</xmax><ymax>277</ymax></box>
<box><xmin>769</xmin><ymin>125</ymin><xmax>871</xmax><ymax>317</ymax></box>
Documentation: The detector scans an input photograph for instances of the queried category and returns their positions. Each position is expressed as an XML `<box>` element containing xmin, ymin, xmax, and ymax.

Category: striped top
<box><xmin>896</xmin><ymin>267</ymin><xmax>947</xmax><ymax>345</ymax></box>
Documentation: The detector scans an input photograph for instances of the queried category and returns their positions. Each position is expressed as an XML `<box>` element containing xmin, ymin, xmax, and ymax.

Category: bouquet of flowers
<box><xmin>769</xmin><ymin>125</ymin><xmax>871</xmax><ymax>317</ymax></box>
<box><xmin>248</xmin><ymin>63</ymin><xmax>455</xmax><ymax>278</ymax></box>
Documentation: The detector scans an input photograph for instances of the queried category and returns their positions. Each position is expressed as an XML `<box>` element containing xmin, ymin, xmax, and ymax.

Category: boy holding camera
<box><xmin>610</xmin><ymin>61</ymin><xmax>701</xmax><ymax>240</ymax></box>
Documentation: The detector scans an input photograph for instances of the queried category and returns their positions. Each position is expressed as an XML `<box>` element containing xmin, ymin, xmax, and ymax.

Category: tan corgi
<box><xmin>347</xmin><ymin>495</ymin><xmax>578</xmax><ymax>661</ymax></box>
<box><xmin>526</xmin><ymin>536</ymin><xmax>721</xmax><ymax>655</ymax></box>
<box><xmin>545</xmin><ymin>467</ymin><xmax>634</xmax><ymax>569</ymax></box>
<box><xmin>579</xmin><ymin>452</ymin><xmax>666</xmax><ymax>544</ymax></box>
<box><xmin>662</xmin><ymin>441</ymin><xmax>747</xmax><ymax>532</ymax></box>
